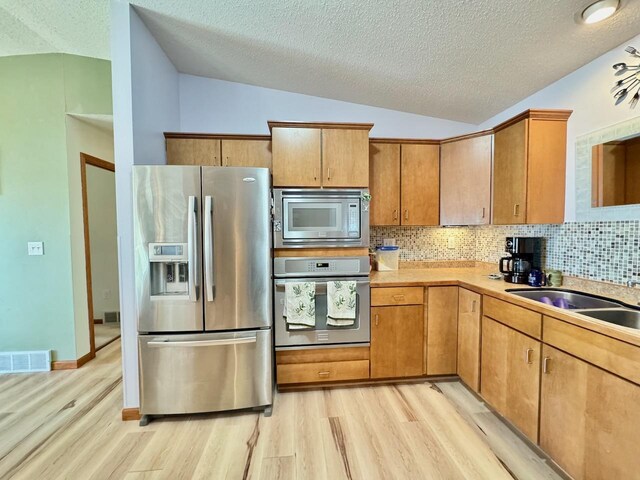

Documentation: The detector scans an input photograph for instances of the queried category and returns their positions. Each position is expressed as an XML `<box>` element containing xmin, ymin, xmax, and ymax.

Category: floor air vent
<box><xmin>104</xmin><ymin>311</ymin><xmax>121</xmax><ymax>324</ymax></box>
<box><xmin>0</xmin><ymin>350</ymin><xmax>51</xmax><ymax>374</ymax></box>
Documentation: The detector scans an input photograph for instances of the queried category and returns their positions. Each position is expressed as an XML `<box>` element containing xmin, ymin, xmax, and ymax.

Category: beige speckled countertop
<box><xmin>370</xmin><ymin>265</ymin><xmax>640</xmax><ymax>347</ymax></box>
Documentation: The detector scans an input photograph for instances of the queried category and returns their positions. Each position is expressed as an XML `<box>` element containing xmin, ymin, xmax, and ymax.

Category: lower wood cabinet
<box><xmin>540</xmin><ymin>344</ymin><xmax>640</xmax><ymax>480</ymax></box>
<box><xmin>370</xmin><ymin>305</ymin><xmax>424</xmax><ymax>378</ymax></box>
<box><xmin>426</xmin><ymin>287</ymin><xmax>458</xmax><ymax>375</ymax></box>
<box><xmin>457</xmin><ymin>288</ymin><xmax>481</xmax><ymax>391</ymax></box>
<box><xmin>481</xmin><ymin>317</ymin><xmax>540</xmax><ymax>442</ymax></box>
<box><xmin>276</xmin><ymin>347</ymin><xmax>369</xmax><ymax>385</ymax></box>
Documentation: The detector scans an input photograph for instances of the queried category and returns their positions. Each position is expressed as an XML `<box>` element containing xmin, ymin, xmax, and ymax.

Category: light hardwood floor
<box><xmin>0</xmin><ymin>340</ymin><xmax>563</xmax><ymax>480</ymax></box>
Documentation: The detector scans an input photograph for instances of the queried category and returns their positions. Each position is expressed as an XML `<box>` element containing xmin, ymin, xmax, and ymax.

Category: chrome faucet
<box><xmin>627</xmin><ymin>280</ymin><xmax>639</xmax><ymax>288</ymax></box>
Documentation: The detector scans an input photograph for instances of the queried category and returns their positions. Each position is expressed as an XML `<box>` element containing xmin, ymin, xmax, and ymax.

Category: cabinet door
<box><xmin>492</xmin><ymin>119</ymin><xmax>527</xmax><ymax>224</ymax></box>
<box><xmin>481</xmin><ymin>317</ymin><xmax>540</xmax><ymax>442</ymax></box>
<box><xmin>221</xmin><ymin>139</ymin><xmax>272</xmax><ymax>169</ymax></box>
<box><xmin>400</xmin><ymin>144</ymin><xmax>439</xmax><ymax>225</ymax></box>
<box><xmin>440</xmin><ymin>135</ymin><xmax>492</xmax><ymax>225</ymax></box>
<box><xmin>322</xmin><ymin>129</ymin><xmax>369</xmax><ymax>187</ymax></box>
<box><xmin>166</xmin><ymin>138</ymin><xmax>221</xmax><ymax>166</ymax></box>
<box><xmin>426</xmin><ymin>287</ymin><xmax>458</xmax><ymax>375</ymax></box>
<box><xmin>457</xmin><ymin>288</ymin><xmax>481</xmax><ymax>391</ymax></box>
<box><xmin>369</xmin><ymin>143</ymin><xmax>400</xmax><ymax>225</ymax></box>
<box><xmin>540</xmin><ymin>345</ymin><xmax>640</xmax><ymax>480</ymax></box>
<box><xmin>272</xmin><ymin>127</ymin><xmax>321</xmax><ymax>187</ymax></box>
<box><xmin>370</xmin><ymin>305</ymin><xmax>424</xmax><ymax>379</ymax></box>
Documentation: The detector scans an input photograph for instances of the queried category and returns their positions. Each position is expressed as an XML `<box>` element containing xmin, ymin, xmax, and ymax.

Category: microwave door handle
<box><xmin>187</xmin><ymin>196</ymin><xmax>198</xmax><ymax>302</ymax></box>
<box><xmin>204</xmin><ymin>195</ymin><xmax>214</xmax><ymax>302</ymax></box>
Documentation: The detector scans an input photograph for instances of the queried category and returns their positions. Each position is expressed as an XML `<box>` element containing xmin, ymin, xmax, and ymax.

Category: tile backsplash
<box><xmin>371</xmin><ymin>220</ymin><xmax>640</xmax><ymax>286</ymax></box>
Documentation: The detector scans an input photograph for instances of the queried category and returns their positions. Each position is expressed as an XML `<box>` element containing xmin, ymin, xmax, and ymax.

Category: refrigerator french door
<box><xmin>133</xmin><ymin>166</ymin><xmax>272</xmax><ymax>417</ymax></box>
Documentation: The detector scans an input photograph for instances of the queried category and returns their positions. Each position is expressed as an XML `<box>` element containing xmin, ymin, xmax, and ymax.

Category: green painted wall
<box><xmin>0</xmin><ymin>54</ymin><xmax>112</xmax><ymax>361</ymax></box>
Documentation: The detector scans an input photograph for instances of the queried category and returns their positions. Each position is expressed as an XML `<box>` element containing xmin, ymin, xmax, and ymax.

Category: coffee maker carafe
<box><xmin>499</xmin><ymin>237</ymin><xmax>542</xmax><ymax>284</ymax></box>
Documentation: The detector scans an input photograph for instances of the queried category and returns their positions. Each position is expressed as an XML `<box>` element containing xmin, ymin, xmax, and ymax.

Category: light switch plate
<box><xmin>28</xmin><ymin>242</ymin><xmax>44</xmax><ymax>256</ymax></box>
<box><xmin>447</xmin><ymin>237</ymin><xmax>455</xmax><ymax>249</ymax></box>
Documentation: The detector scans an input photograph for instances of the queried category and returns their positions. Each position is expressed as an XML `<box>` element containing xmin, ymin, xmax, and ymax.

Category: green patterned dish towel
<box><xmin>327</xmin><ymin>281</ymin><xmax>357</xmax><ymax>327</ymax></box>
<box><xmin>284</xmin><ymin>282</ymin><xmax>316</xmax><ymax>329</ymax></box>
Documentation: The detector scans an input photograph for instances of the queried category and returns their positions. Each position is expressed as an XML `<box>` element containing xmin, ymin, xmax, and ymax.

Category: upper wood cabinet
<box><xmin>457</xmin><ymin>288</ymin><xmax>481</xmax><ymax>391</ymax></box>
<box><xmin>401</xmin><ymin>144</ymin><xmax>440</xmax><ymax>225</ymax></box>
<box><xmin>481</xmin><ymin>316</ymin><xmax>541</xmax><ymax>442</ymax></box>
<box><xmin>492</xmin><ymin>109</ymin><xmax>572</xmax><ymax>225</ymax></box>
<box><xmin>270</xmin><ymin>122</ymin><xmax>373</xmax><ymax>188</ymax></box>
<box><xmin>369</xmin><ymin>143</ymin><xmax>401</xmax><ymax>225</ymax></box>
<box><xmin>165</xmin><ymin>135</ymin><xmax>272</xmax><ymax>169</ymax></box>
<box><xmin>166</xmin><ymin>138</ymin><xmax>221</xmax><ymax>166</ymax></box>
<box><xmin>539</xmin><ymin>344</ymin><xmax>640</xmax><ymax>480</ymax></box>
<box><xmin>221</xmin><ymin>139</ymin><xmax>271</xmax><ymax>169</ymax></box>
<box><xmin>426</xmin><ymin>286</ymin><xmax>458</xmax><ymax>375</ymax></box>
<box><xmin>440</xmin><ymin>133</ymin><xmax>492</xmax><ymax>225</ymax></box>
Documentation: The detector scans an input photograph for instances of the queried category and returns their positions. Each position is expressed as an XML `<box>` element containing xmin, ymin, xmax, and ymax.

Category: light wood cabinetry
<box><xmin>370</xmin><ymin>305</ymin><xmax>424</xmax><ymax>379</ymax></box>
<box><xmin>369</xmin><ymin>143</ymin><xmax>401</xmax><ymax>225</ymax></box>
<box><xmin>371</xmin><ymin>287</ymin><xmax>424</xmax><ymax>306</ymax></box>
<box><xmin>276</xmin><ymin>347</ymin><xmax>369</xmax><ymax>385</ymax></box>
<box><xmin>166</xmin><ymin>138</ymin><xmax>221</xmax><ymax>166</ymax></box>
<box><xmin>426</xmin><ymin>287</ymin><xmax>458</xmax><ymax>375</ymax></box>
<box><xmin>483</xmin><ymin>296</ymin><xmax>541</xmax><ymax>339</ymax></box>
<box><xmin>440</xmin><ymin>133</ymin><xmax>492</xmax><ymax>225</ymax></box>
<box><xmin>457</xmin><ymin>288</ymin><xmax>481</xmax><ymax>391</ymax></box>
<box><xmin>492</xmin><ymin>109</ymin><xmax>572</xmax><ymax>225</ymax></box>
<box><xmin>270</xmin><ymin>122</ymin><xmax>373</xmax><ymax>188</ymax></box>
<box><xmin>221</xmin><ymin>139</ymin><xmax>271</xmax><ymax>168</ymax></box>
<box><xmin>539</xmin><ymin>344</ymin><xmax>640</xmax><ymax>480</ymax></box>
<box><xmin>401</xmin><ymin>144</ymin><xmax>440</xmax><ymax>225</ymax></box>
<box><xmin>481</xmin><ymin>317</ymin><xmax>540</xmax><ymax>442</ymax></box>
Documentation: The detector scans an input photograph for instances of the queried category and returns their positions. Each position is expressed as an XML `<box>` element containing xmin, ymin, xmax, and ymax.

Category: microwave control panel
<box><xmin>348</xmin><ymin>203</ymin><xmax>359</xmax><ymax>237</ymax></box>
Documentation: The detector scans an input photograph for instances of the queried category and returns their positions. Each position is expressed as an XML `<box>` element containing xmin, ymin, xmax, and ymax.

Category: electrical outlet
<box><xmin>447</xmin><ymin>237</ymin><xmax>455</xmax><ymax>249</ymax></box>
<box><xmin>28</xmin><ymin>242</ymin><xmax>44</xmax><ymax>256</ymax></box>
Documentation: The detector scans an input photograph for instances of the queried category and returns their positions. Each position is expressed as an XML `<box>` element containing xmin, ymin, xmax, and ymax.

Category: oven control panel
<box><xmin>274</xmin><ymin>256</ymin><xmax>370</xmax><ymax>278</ymax></box>
<box><xmin>307</xmin><ymin>261</ymin><xmax>336</xmax><ymax>273</ymax></box>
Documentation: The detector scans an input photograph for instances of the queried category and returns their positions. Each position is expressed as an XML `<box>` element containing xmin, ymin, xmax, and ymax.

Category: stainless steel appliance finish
<box><xmin>202</xmin><ymin>167</ymin><xmax>272</xmax><ymax>331</ymax></box>
<box><xmin>273</xmin><ymin>188</ymin><xmax>370</xmax><ymax>248</ymax></box>
<box><xmin>274</xmin><ymin>256</ymin><xmax>370</xmax><ymax>348</ymax></box>
<box><xmin>139</xmin><ymin>330</ymin><xmax>272</xmax><ymax>414</ymax></box>
<box><xmin>507</xmin><ymin>289</ymin><xmax>623</xmax><ymax>309</ymax></box>
<box><xmin>134</xmin><ymin>166</ymin><xmax>203</xmax><ymax>333</ymax></box>
<box><xmin>578</xmin><ymin>309</ymin><xmax>640</xmax><ymax>330</ymax></box>
<box><xmin>133</xmin><ymin>166</ymin><xmax>273</xmax><ymax>418</ymax></box>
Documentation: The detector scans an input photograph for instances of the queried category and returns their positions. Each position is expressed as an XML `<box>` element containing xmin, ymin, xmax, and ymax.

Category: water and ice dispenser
<box><xmin>148</xmin><ymin>243</ymin><xmax>190</xmax><ymax>297</ymax></box>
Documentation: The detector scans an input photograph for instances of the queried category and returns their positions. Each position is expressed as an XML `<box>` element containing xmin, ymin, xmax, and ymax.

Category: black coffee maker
<box><xmin>499</xmin><ymin>237</ymin><xmax>542</xmax><ymax>284</ymax></box>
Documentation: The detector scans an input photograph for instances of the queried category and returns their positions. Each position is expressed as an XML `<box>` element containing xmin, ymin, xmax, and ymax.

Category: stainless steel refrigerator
<box><xmin>133</xmin><ymin>166</ymin><xmax>272</xmax><ymax>418</ymax></box>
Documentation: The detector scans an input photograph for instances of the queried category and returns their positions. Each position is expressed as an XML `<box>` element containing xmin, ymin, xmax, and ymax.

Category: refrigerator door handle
<box><xmin>148</xmin><ymin>337</ymin><xmax>257</xmax><ymax>347</ymax></box>
<box><xmin>187</xmin><ymin>195</ymin><xmax>198</xmax><ymax>302</ymax></box>
<box><xmin>204</xmin><ymin>195</ymin><xmax>214</xmax><ymax>302</ymax></box>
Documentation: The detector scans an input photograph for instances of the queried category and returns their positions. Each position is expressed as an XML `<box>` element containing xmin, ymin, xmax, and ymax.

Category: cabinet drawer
<box><xmin>371</xmin><ymin>287</ymin><xmax>424</xmax><ymax>306</ymax></box>
<box><xmin>276</xmin><ymin>346</ymin><xmax>369</xmax><ymax>364</ymax></box>
<box><xmin>484</xmin><ymin>296</ymin><xmax>541</xmax><ymax>339</ymax></box>
<box><xmin>543</xmin><ymin>316</ymin><xmax>640</xmax><ymax>385</ymax></box>
<box><xmin>276</xmin><ymin>360</ymin><xmax>370</xmax><ymax>384</ymax></box>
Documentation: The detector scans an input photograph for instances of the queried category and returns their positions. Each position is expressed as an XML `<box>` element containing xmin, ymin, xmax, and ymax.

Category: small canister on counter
<box><xmin>376</xmin><ymin>246</ymin><xmax>400</xmax><ymax>271</ymax></box>
<box><xmin>546</xmin><ymin>269</ymin><xmax>563</xmax><ymax>287</ymax></box>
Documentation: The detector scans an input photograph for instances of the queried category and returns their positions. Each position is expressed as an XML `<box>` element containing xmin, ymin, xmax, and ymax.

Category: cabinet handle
<box><xmin>543</xmin><ymin>357</ymin><xmax>551</xmax><ymax>373</ymax></box>
<box><xmin>313</xmin><ymin>169</ymin><xmax>317</xmax><ymax>181</ymax></box>
<box><xmin>375</xmin><ymin>313</ymin><xmax>379</xmax><ymax>326</ymax></box>
<box><xmin>471</xmin><ymin>300</ymin><xmax>477</xmax><ymax>313</ymax></box>
<box><xmin>225</xmin><ymin>156</ymin><xmax>230</xmax><ymax>167</ymax></box>
<box><xmin>327</xmin><ymin>167</ymin><xmax>331</xmax><ymax>180</ymax></box>
<box><xmin>404</xmin><ymin>210</ymin><xmax>409</xmax><ymax>220</ymax></box>
<box><xmin>513</xmin><ymin>204</ymin><xmax>520</xmax><ymax>217</ymax></box>
<box><xmin>318</xmin><ymin>371</ymin><xmax>330</xmax><ymax>377</ymax></box>
<box><xmin>392</xmin><ymin>295</ymin><xmax>405</xmax><ymax>301</ymax></box>
<box><xmin>525</xmin><ymin>348</ymin><xmax>534</xmax><ymax>364</ymax></box>
<box><xmin>481</xmin><ymin>207</ymin><xmax>486</xmax><ymax>219</ymax></box>
<box><xmin>393</xmin><ymin>209</ymin><xmax>398</xmax><ymax>220</ymax></box>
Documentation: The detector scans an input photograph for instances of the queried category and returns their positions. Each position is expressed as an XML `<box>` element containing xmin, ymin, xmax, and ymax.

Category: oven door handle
<box><xmin>274</xmin><ymin>279</ymin><xmax>370</xmax><ymax>290</ymax></box>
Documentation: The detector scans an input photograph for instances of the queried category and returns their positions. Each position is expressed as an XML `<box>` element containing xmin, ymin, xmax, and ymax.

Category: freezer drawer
<box><xmin>138</xmin><ymin>330</ymin><xmax>272</xmax><ymax>415</ymax></box>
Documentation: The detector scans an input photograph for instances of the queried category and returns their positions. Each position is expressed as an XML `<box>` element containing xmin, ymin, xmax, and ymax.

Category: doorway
<box><xmin>80</xmin><ymin>153</ymin><xmax>120</xmax><ymax>354</ymax></box>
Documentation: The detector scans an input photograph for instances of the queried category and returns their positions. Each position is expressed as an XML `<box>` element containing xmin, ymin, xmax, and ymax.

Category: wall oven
<box><xmin>274</xmin><ymin>256</ymin><xmax>370</xmax><ymax>348</ymax></box>
<box><xmin>273</xmin><ymin>188</ymin><xmax>369</xmax><ymax>248</ymax></box>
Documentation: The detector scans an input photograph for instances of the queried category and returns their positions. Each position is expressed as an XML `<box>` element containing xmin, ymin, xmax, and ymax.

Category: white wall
<box><xmin>478</xmin><ymin>33</ymin><xmax>640</xmax><ymax>222</ymax></box>
<box><xmin>179</xmin><ymin>74</ymin><xmax>476</xmax><ymax>138</ymax></box>
<box><xmin>86</xmin><ymin>164</ymin><xmax>119</xmax><ymax>321</ymax></box>
<box><xmin>111</xmin><ymin>0</ymin><xmax>180</xmax><ymax>409</ymax></box>
<box><xmin>65</xmin><ymin>116</ymin><xmax>115</xmax><ymax>358</ymax></box>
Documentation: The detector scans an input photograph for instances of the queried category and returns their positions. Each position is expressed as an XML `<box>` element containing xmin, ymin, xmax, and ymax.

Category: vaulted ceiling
<box><xmin>2</xmin><ymin>0</ymin><xmax>640</xmax><ymax>123</ymax></box>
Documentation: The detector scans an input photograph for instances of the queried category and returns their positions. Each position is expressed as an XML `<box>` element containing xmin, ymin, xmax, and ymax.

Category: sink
<box><xmin>506</xmin><ymin>289</ymin><xmax>623</xmax><ymax>310</ymax></box>
<box><xmin>579</xmin><ymin>309</ymin><xmax>640</xmax><ymax>330</ymax></box>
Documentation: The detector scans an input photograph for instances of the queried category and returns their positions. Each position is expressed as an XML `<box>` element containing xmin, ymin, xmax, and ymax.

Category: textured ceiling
<box><xmin>2</xmin><ymin>1</ymin><xmax>640</xmax><ymax>123</ymax></box>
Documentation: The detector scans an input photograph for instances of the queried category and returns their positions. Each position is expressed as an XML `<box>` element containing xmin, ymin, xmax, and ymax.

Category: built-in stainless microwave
<box><xmin>273</xmin><ymin>188</ymin><xmax>370</xmax><ymax>248</ymax></box>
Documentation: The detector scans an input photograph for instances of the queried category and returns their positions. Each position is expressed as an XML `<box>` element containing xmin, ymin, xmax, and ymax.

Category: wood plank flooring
<box><xmin>0</xmin><ymin>340</ymin><xmax>562</xmax><ymax>479</ymax></box>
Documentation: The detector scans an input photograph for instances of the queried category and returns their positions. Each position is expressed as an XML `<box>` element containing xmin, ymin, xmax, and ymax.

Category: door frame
<box><xmin>80</xmin><ymin>153</ymin><xmax>116</xmax><ymax>357</ymax></box>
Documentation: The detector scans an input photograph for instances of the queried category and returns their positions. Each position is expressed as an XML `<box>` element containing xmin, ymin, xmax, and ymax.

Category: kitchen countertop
<box><xmin>370</xmin><ymin>266</ymin><xmax>640</xmax><ymax>347</ymax></box>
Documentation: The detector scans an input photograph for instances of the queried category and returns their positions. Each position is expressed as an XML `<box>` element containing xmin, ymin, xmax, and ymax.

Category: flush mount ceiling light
<box><xmin>582</xmin><ymin>0</ymin><xmax>619</xmax><ymax>24</ymax></box>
